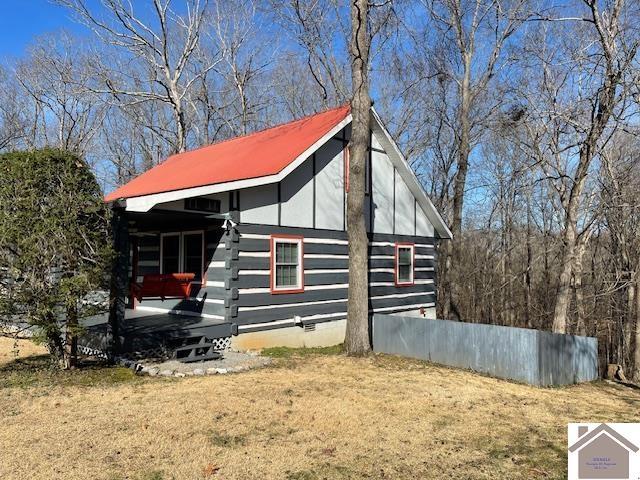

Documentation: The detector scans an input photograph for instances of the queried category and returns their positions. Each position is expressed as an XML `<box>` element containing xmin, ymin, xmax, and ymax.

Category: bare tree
<box><xmin>266</xmin><ymin>0</ymin><xmax>350</xmax><ymax>110</ymax></box>
<box><xmin>59</xmin><ymin>0</ymin><xmax>218</xmax><ymax>153</ymax></box>
<box><xmin>15</xmin><ymin>32</ymin><xmax>105</xmax><ymax>154</ymax></box>
<box><xmin>208</xmin><ymin>0</ymin><xmax>274</xmax><ymax>136</ymax></box>
<box><xmin>402</xmin><ymin>0</ymin><xmax>532</xmax><ymax>320</ymax></box>
<box><xmin>94</xmin><ymin>101</ymin><xmax>173</xmax><ymax>190</ymax></box>
<box><xmin>543</xmin><ymin>0</ymin><xmax>639</xmax><ymax>333</ymax></box>
<box><xmin>344</xmin><ymin>0</ymin><xmax>371</xmax><ymax>356</ymax></box>
<box><xmin>600</xmin><ymin>135</ymin><xmax>640</xmax><ymax>379</ymax></box>
<box><xmin>0</xmin><ymin>67</ymin><xmax>27</xmax><ymax>151</ymax></box>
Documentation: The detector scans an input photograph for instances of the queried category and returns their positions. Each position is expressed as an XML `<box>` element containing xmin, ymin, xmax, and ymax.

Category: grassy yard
<box><xmin>1</xmin><ymin>338</ymin><xmax>639</xmax><ymax>480</ymax></box>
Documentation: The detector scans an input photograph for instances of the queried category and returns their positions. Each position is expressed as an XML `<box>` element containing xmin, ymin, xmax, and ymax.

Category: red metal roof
<box><xmin>105</xmin><ymin>104</ymin><xmax>351</xmax><ymax>201</ymax></box>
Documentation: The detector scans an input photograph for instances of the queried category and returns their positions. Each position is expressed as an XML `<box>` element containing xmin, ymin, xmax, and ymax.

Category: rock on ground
<box><xmin>137</xmin><ymin>351</ymin><xmax>271</xmax><ymax>376</ymax></box>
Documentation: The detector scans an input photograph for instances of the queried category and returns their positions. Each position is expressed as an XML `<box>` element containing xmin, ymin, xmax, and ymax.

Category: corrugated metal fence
<box><xmin>372</xmin><ymin>314</ymin><xmax>599</xmax><ymax>386</ymax></box>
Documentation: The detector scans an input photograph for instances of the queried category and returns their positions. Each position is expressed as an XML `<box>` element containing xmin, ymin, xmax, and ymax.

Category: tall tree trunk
<box><xmin>573</xmin><ymin>239</ymin><xmax>589</xmax><ymax>336</ymax></box>
<box><xmin>438</xmin><ymin>243</ymin><xmax>453</xmax><ymax>320</ymax></box>
<box><xmin>622</xmin><ymin>292</ymin><xmax>632</xmax><ymax>370</ymax></box>
<box><xmin>172</xmin><ymin>98</ymin><xmax>187</xmax><ymax>154</ymax></box>
<box><xmin>445</xmin><ymin>54</ymin><xmax>472</xmax><ymax>321</ymax></box>
<box><xmin>344</xmin><ymin>0</ymin><xmax>371</xmax><ymax>356</ymax></box>
<box><xmin>552</xmin><ymin>79</ymin><xmax>617</xmax><ymax>332</ymax></box>
<box><xmin>524</xmin><ymin>201</ymin><xmax>533</xmax><ymax>329</ymax></box>
<box><xmin>552</xmin><ymin>197</ymin><xmax>580</xmax><ymax>334</ymax></box>
<box><xmin>551</xmin><ymin>0</ymin><xmax>625</xmax><ymax>331</ymax></box>
<box><xmin>499</xmin><ymin>210</ymin><xmax>507</xmax><ymax>325</ymax></box>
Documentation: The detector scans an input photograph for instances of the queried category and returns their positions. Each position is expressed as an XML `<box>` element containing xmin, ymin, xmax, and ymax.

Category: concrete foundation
<box><xmin>231</xmin><ymin>319</ymin><xmax>347</xmax><ymax>350</ymax></box>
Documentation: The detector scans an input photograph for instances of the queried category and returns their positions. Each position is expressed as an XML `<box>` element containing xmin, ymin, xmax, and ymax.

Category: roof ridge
<box><xmin>165</xmin><ymin>102</ymin><xmax>351</xmax><ymax>162</ymax></box>
<box><xmin>569</xmin><ymin>423</ymin><xmax>639</xmax><ymax>453</ymax></box>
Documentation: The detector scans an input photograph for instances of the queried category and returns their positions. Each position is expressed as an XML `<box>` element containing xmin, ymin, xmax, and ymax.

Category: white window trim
<box><xmin>271</xmin><ymin>235</ymin><xmax>304</xmax><ymax>294</ymax></box>
<box><xmin>160</xmin><ymin>230</ymin><xmax>205</xmax><ymax>279</ymax></box>
<box><xmin>395</xmin><ymin>243</ymin><xmax>415</xmax><ymax>286</ymax></box>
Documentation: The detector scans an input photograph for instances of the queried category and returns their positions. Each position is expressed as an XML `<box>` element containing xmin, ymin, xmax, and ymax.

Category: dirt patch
<box><xmin>1</xmin><ymin>338</ymin><xmax>639</xmax><ymax>479</ymax></box>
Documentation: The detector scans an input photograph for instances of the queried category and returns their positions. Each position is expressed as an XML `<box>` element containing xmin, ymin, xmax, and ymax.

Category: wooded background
<box><xmin>1</xmin><ymin>0</ymin><xmax>639</xmax><ymax>379</ymax></box>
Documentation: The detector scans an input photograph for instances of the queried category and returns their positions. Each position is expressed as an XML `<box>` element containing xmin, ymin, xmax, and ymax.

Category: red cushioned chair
<box><xmin>131</xmin><ymin>273</ymin><xmax>195</xmax><ymax>302</ymax></box>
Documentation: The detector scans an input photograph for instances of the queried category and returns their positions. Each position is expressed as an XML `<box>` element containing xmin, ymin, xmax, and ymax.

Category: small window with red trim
<box><xmin>271</xmin><ymin>235</ymin><xmax>304</xmax><ymax>293</ymax></box>
<box><xmin>395</xmin><ymin>243</ymin><xmax>415</xmax><ymax>286</ymax></box>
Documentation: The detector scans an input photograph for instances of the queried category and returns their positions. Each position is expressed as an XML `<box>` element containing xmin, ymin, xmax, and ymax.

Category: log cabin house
<box><xmin>98</xmin><ymin>104</ymin><xmax>451</xmax><ymax>359</ymax></box>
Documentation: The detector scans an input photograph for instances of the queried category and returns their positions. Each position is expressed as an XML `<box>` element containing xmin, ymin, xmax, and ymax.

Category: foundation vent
<box><xmin>304</xmin><ymin>323</ymin><xmax>316</xmax><ymax>333</ymax></box>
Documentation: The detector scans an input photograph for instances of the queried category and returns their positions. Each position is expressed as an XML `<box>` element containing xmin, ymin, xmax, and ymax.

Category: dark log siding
<box><xmin>227</xmin><ymin>223</ymin><xmax>437</xmax><ymax>331</ymax></box>
<box><xmin>123</xmin><ymin>220</ymin><xmax>437</xmax><ymax>334</ymax></box>
<box><xmin>131</xmin><ymin>225</ymin><xmax>231</xmax><ymax>320</ymax></box>
<box><xmin>136</xmin><ymin>236</ymin><xmax>160</xmax><ymax>276</ymax></box>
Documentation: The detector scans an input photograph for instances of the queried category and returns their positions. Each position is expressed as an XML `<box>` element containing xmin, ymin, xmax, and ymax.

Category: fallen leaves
<box><xmin>202</xmin><ymin>463</ymin><xmax>220</xmax><ymax>477</ymax></box>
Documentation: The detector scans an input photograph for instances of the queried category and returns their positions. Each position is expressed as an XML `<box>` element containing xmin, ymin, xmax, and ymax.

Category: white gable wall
<box><xmin>240</xmin><ymin>184</ymin><xmax>279</xmax><ymax>225</ymax></box>
<box><xmin>314</xmin><ymin>137</ymin><xmax>345</xmax><ymax>230</ymax></box>
<box><xmin>371</xmin><ymin>149</ymin><xmax>394</xmax><ymax>234</ymax></box>
<box><xmin>371</xmin><ymin>130</ymin><xmax>384</xmax><ymax>151</ymax></box>
<box><xmin>281</xmin><ymin>155</ymin><xmax>314</xmax><ymax>228</ymax></box>
<box><xmin>394</xmin><ymin>169</ymin><xmax>415</xmax><ymax>235</ymax></box>
<box><xmin>416</xmin><ymin>202</ymin><xmax>435</xmax><ymax>236</ymax></box>
<box><xmin>235</xmin><ymin>127</ymin><xmax>437</xmax><ymax>238</ymax></box>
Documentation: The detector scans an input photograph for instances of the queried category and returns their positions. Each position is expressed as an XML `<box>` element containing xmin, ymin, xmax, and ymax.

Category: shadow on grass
<box><xmin>607</xmin><ymin>380</ymin><xmax>640</xmax><ymax>391</ymax></box>
<box><xmin>209</xmin><ymin>430</ymin><xmax>247</xmax><ymax>448</ymax></box>
<box><xmin>0</xmin><ymin>352</ymin><xmax>139</xmax><ymax>389</ymax></box>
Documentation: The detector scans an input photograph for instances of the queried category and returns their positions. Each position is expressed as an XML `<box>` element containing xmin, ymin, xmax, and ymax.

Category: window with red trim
<box><xmin>270</xmin><ymin>235</ymin><xmax>304</xmax><ymax>294</ymax></box>
<box><xmin>395</xmin><ymin>243</ymin><xmax>415</xmax><ymax>286</ymax></box>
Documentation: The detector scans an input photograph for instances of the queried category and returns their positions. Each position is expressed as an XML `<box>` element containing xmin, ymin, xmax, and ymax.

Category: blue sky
<box><xmin>0</xmin><ymin>1</ymin><xmax>87</xmax><ymax>58</ymax></box>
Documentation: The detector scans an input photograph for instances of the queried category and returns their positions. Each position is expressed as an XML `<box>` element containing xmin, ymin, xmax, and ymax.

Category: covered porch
<box><xmin>100</xmin><ymin>201</ymin><xmax>238</xmax><ymax>360</ymax></box>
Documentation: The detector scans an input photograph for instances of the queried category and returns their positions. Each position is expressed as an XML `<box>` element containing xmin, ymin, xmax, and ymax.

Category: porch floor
<box><xmin>79</xmin><ymin>310</ymin><xmax>232</xmax><ymax>357</ymax></box>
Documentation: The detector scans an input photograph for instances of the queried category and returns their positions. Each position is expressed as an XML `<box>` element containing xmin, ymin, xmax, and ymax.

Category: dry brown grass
<box><xmin>0</xmin><ymin>337</ymin><xmax>47</xmax><ymax>365</ymax></box>
<box><xmin>1</xmin><ymin>338</ymin><xmax>639</xmax><ymax>480</ymax></box>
